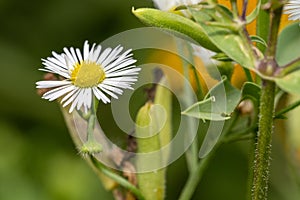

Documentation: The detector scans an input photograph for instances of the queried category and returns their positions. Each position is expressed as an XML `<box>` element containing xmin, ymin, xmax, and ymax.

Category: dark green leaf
<box><xmin>275</xmin><ymin>70</ymin><xmax>300</xmax><ymax>95</ymax></box>
<box><xmin>189</xmin><ymin>6</ymin><xmax>257</xmax><ymax>70</ymax></box>
<box><xmin>241</xmin><ymin>82</ymin><xmax>261</xmax><ymax>106</ymax></box>
<box><xmin>276</xmin><ymin>22</ymin><xmax>300</xmax><ymax>66</ymax></box>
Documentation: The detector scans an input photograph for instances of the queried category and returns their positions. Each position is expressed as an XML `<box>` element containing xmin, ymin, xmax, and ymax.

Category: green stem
<box><xmin>80</xmin><ymin>97</ymin><xmax>102</xmax><ymax>154</ymax></box>
<box><xmin>177</xmin><ymin>39</ymin><xmax>199</xmax><ymax>172</ymax></box>
<box><xmin>275</xmin><ymin>99</ymin><xmax>300</xmax><ymax>118</ymax></box>
<box><xmin>251</xmin><ymin>2</ymin><xmax>284</xmax><ymax>199</ymax></box>
<box><xmin>87</xmin><ymin>114</ymin><xmax>96</xmax><ymax>141</ymax></box>
<box><xmin>251</xmin><ymin>80</ymin><xmax>276</xmax><ymax>200</ymax></box>
<box><xmin>190</xmin><ymin>64</ymin><xmax>204</xmax><ymax>100</ymax></box>
<box><xmin>223</xmin><ymin>129</ymin><xmax>256</xmax><ymax>144</ymax></box>
<box><xmin>178</xmin><ymin>113</ymin><xmax>239</xmax><ymax>200</ymax></box>
<box><xmin>280</xmin><ymin>57</ymin><xmax>300</xmax><ymax>76</ymax></box>
<box><xmin>90</xmin><ymin>156</ymin><xmax>145</xmax><ymax>200</ymax></box>
<box><xmin>178</xmin><ymin>146</ymin><xmax>216</xmax><ymax>200</ymax></box>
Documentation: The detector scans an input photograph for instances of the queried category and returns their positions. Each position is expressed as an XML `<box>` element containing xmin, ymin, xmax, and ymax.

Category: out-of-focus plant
<box><xmin>35</xmin><ymin>0</ymin><xmax>300</xmax><ymax>200</ymax></box>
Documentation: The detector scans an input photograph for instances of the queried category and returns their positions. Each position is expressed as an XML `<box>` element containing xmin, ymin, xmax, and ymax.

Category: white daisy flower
<box><xmin>36</xmin><ymin>41</ymin><xmax>140</xmax><ymax>113</ymax></box>
<box><xmin>153</xmin><ymin>0</ymin><xmax>202</xmax><ymax>11</ymax></box>
<box><xmin>284</xmin><ymin>0</ymin><xmax>300</xmax><ymax>21</ymax></box>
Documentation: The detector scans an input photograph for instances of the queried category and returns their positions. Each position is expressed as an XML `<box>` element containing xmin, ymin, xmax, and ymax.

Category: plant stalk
<box><xmin>251</xmin><ymin>80</ymin><xmax>276</xmax><ymax>200</ymax></box>
<box><xmin>251</xmin><ymin>1</ymin><xmax>284</xmax><ymax>199</ymax></box>
<box><xmin>178</xmin><ymin>147</ymin><xmax>216</xmax><ymax>200</ymax></box>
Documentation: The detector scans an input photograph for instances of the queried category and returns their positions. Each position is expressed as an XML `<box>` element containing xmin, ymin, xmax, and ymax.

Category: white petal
<box><xmin>100</xmin><ymin>84</ymin><xmax>123</xmax><ymax>95</ymax></box>
<box><xmin>106</xmin><ymin>68</ymin><xmax>140</xmax><ymax>77</ymax></box>
<box><xmin>83</xmin><ymin>41</ymin><xmax>90</xmax><ymax>60</ymax></box>
<box><xmin>69</xmin><ymin>89</ymin><xmax>82</xmax><ymax>113</ymax></box>
<box><xmin>96</xmin><ymin>47</ymin><xmax>112</xmax><ymax>65</ymax></box>
<box><xmin>64</xmin><ymin>47</ymin><xmax>76</xmax><ymax>65</ymax></box>
<box><xmin>76</xmin><ymin>48</ymin><xmax>83</xmax><ymax>62</ymax></box>
<box><xmin>36</xmin><ymin>80</ymin><xmax>71</xmax><ymax>88</ymax></box>
<box><xmin>62</xmin><ymin>88</ymin><xmax>80</xmax><ymax>107</ymax></box>
<box><xmin>76</xmin><ymin>89</ymin><xmax>86</xmax><ymax>110</ymax></box>
<box><xmin>43</xmin><ymin>85</ymin><xmax>74</xmax><ymax>101</ymax></box>
<box><xmin>101</xmin><ymin>46</ymin><xmax>123</xmax><ymax>67</ymax></box>
<box><xmin>85</xmin><ymin>88</ymin><xmax>92</xmax><ymax>109</ymax></box>
<box><xmin>90</xmin><ymin>45</ymin><xmax>102</xmax><ymax>62</ymax></box>
<box><xmin>52</xmin><ymin>51</ymin><xmax>67</xmax><ymax>66</ymax></box>
<box><xmin>70</xmin><ymin>47</ymin><xmax>79</xmax><ymax>64</ymax></box>
<box><xmin>87</xmin><ymin>43</ymin><xmax>96</xmax><ymax>61</ymax></box>
<box><xmin>105</xmin><ymin>59</ymin><xmax>137</xmax><ymax>74</ymax></box>
<box><xmin>92</xmin><ymin>87</ymin><xmax>110</xmax><ymax>104</ymax></box>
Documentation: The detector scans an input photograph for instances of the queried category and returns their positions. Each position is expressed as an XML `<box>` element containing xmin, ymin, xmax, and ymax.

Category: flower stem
<box><xmin>89</xmin><ymin>156</ymin><xmax>145</xmax><ymax>200</ymax></box>
<box><xmin>80</xmin><ymin>98</ymin><xmax>102</xmax><ymax>154</ymax></box>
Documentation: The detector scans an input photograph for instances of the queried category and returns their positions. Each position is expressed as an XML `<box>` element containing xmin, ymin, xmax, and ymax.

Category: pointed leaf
<box><xmin>182</xmin><ymin>78</ymin><xmax>241</xmax><ymax>121</ymax></box>
<box><xmin>246</xmin><ymin>0</ymin><xmax>261</xmax><ymax>24</ymax></box>
<box><xmin>275</xmin><ymin>70</ymin><xmax>300</xmax><ymax>95</ymax></box>
<box><xmin>241</xmin><ymin>82</ymin><xmax>261</xmax><ymax>105</ymax></box>
<box><xmin>250</xmin><ymin>35</ymin><xmax>267</xmax><ymax>47</ymax></box>
<box><xmin>189</xmin><ymin>6</ymin><xmax>257</xmax><ymax>70</ymax></box>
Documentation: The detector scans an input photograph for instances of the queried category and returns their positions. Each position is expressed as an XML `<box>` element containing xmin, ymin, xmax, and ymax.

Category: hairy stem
<box><xmin>251</xmin><ymin>1</ymin><xmax>284</xmax><ymax>199</ymax></box>
<box><xmin>251</xmin><ymin>80</ymin><xmax>276</xmax><ymax>200</ymax></box>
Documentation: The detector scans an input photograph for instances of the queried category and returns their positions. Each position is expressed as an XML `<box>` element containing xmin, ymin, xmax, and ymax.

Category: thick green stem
<box><xmin>251</xmin><ymin>80</ymin><xmax>275</xmax><ymax>200</ymax></box>
<box><xmin>251</xmin><ymin>1</ymin><xmax>284</xmax><ymax>199</ymax></box>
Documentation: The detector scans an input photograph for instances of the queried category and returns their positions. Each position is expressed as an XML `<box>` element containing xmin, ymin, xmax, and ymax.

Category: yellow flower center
<box><xmin>71</xmin><ymin>61</ymin><xmax>106</xmax><ymax>88</ymax></box>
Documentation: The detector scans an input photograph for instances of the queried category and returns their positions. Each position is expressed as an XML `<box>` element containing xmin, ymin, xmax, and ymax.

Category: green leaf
<box><xmin>189</xmin><ymin>6</ymin><xmax>257</xmax><ymax>70</ymax></box>
<box><xmin>250</xmin><ymin>35</ymin><xmax>267</xmax><ymax>47</ymax></box>
<box><xmin>241</xmin><ymin>82</ymin><xmax>261</xmax><ymax>106</ymax></box>
<box><xmin>275</xmin><ymin>70</ymin><xmax>300</xmax><ymax>95</ymax></box>
<box><xmin>276</xmin><ymin>22</ymin><xmax>300</xmax><ymax>66</ymax></box>
<box><xmin>182</xmin><ymin>78</ymin><xmax>241</xmax><ymax>121</ymax></box>
<box><xmin>246</xmin><ymin>0</ymin><xmax>261</xmax><ymax>24</ymax></box>
<box><xmin>132</xmin><ymin>8</ymin><xmax>220</xmax><ymax>52</ymax></box>
<box><xmin>212</xmin><ymin>52</ymin><xmax>233</xmax><ymax>62</ymax></box>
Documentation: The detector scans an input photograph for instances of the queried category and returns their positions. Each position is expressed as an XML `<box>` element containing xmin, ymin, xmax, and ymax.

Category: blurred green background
<box><xmin>1</xmin><ymin>0</ymin><xmax>300</xmax><ymax>199</ymax></box>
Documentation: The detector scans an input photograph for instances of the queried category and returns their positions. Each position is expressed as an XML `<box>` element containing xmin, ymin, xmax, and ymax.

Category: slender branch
<box><xmin>190</xmin><ymin>64</ymin><xmax>204</xmax><ymax>100</ymax></box>
<box><xmin>242</xmin><ymin>0</ymin><xmax>248</xmax><ymax>21</ymax></box>
<box><xmin>223</xmin><ymin>129</ymin><xmax>256</xmax><ymax>144</ymax></box>
<box><xmin>280</xmin><ymin>57</ymin><xmax>300</xmax><ymax>76</ymax></box>
<box><xmin>178</xmin><ymin>113</ymin><xmax>239</xmax><ymax>200</ymax></box>
<box><xmin>275</xmin><ymin>99</ymin><xmax>300</xmax><ymax>118</ymax></box>
<box><xmin>177</xmin><ymin>39</ymin><xmax>199</xmax><ymax>172</ymax></box>
<box><xmin>178</xmin><ymin>146</ymin><xmax>217</xmax><ymax>200</ymax></box>
<box><xmin>90</xmin><ymin>156</ymin><xmax>145</xmax><ymax>200</ymax></box>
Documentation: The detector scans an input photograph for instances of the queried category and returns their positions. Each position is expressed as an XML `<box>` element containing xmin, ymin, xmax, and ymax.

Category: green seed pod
<box><xmin>132</xmin><ymin>8</ymin><xmax>220</xmax><ymax>52</ymax></box>
<box><xmin>135</xmin><ymin>102</ymin><xmax>165</xmax><ymax>200</ymax></box>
